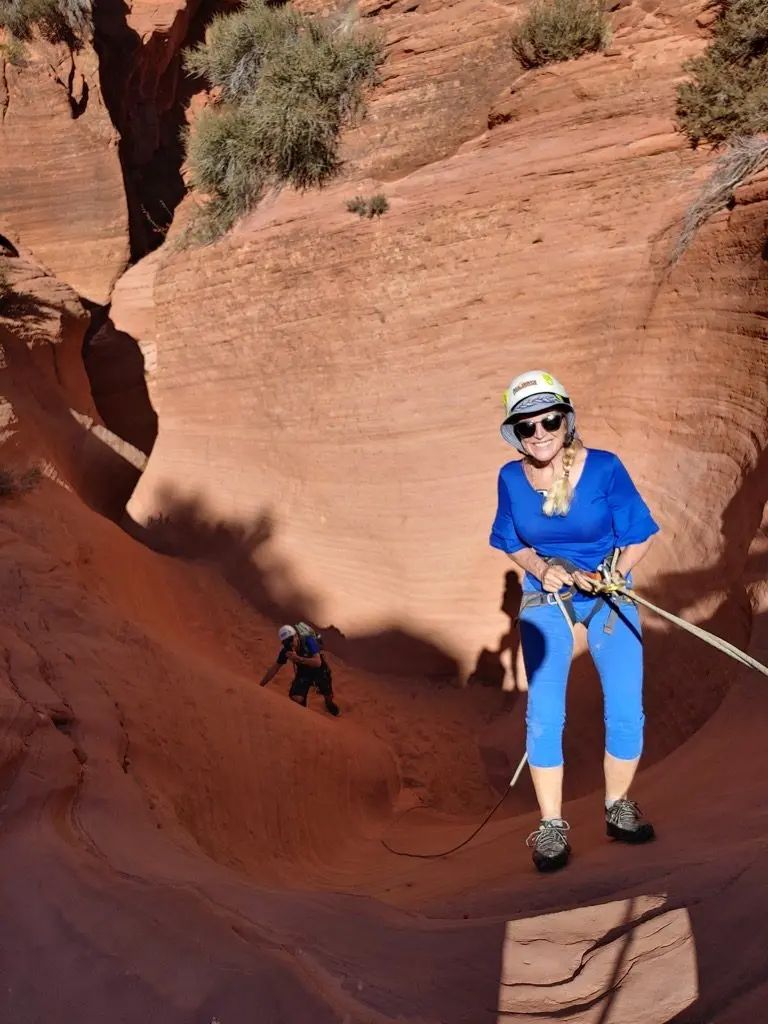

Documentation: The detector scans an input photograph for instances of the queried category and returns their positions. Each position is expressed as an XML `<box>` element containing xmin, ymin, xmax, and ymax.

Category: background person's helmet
<box><xmin>501</xmin><ymin>369</ymin><xmax>576</xmax><ymax>452</ymax></box>
<box><xmin>278</xmin><ymin>624</ymin><xmax>297</xmax><ymax>642</ymax></box>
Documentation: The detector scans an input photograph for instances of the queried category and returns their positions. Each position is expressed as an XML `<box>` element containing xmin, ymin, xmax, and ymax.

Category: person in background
<box><xmin>260</xmin><ymin>623</ymin><xmax>340</xmax><ymax>716</ymax></box>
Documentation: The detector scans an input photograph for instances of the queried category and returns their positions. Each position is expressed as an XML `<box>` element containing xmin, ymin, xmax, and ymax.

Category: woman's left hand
<box><xmin>573</xmin><ymin>570</ymin><xmax>600</xmax><ymax>593</ymax></box>
<box><xmin>607</xmin><ymin>568</ymin><xmax>627</xmax><ymax>589</ymax></box>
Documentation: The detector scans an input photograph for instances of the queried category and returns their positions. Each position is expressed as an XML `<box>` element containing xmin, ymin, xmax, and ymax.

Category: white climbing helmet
<box><xmin>501</xmin><ymin>369</ymin><xmax>575</xmax><ymax>452</ymax></box>
<box><xmin>278</xmin><ymin>624</ymin><xmax>297</xmax><ymax>642</ymax></box>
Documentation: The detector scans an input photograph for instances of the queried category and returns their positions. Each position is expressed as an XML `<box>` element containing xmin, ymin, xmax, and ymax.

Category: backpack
<box><xmin>294</xmin><ymin>621</ymin><xmax>323</xmax><ymax>653</ymax></box>
<box><xmin>294</xmin><ymin>622</ymin><xmax>332</xmax><ymax>687</ymax></box>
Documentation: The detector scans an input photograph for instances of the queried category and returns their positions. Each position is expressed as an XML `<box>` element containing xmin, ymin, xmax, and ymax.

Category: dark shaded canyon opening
<box><xmin>83</xmin><ymin>307</ymin><xmax>159</xmax><ymax>458</ymax></box>
<box><xmin>81</xmin><ymin>0</ymin><xmax>225</xmax><ymax>467</ymax></box>
<box><xmin>90</xmin><ymin>0</ymin><xmax>214</xmax><ymax>260</ymax></box>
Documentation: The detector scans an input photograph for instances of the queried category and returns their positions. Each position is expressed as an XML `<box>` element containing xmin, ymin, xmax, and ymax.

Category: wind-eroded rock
<box><xmin>124</xmin><ymin>0</ymin><xmax>767</xmax><ymax>752</ymax></box>
<box><xmin>0</xmin><ymin>255</ymin><xmax>144</xmax><ymax>512</ymax></box>
<box><xmin>0</xmin><ymin>39</ymin><xmax>129</xmax><ymax>304</ymax></box>
<box><xmin>2</xmin><ymin>2</ymin><xmax>768</xmax><ymax>1020</ymax></box>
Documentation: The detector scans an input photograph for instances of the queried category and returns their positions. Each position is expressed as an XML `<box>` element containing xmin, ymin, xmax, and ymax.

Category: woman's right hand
<box><xmin>541</xmin><ymin>564</ymin><xmax>574</xmax><ymax>593</ymax></box>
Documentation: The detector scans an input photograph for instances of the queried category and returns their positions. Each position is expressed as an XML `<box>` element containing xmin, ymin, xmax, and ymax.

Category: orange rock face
<box><xmin>0</xmin><ymin>254</ymin><xmax>143</xmax><ymax>513</ymax></box>
<box><xmin>0</xmin><ymin>39</ymin><xmax>129</xmax><ymax>304</ymax></box>
<box><xmin>3</xmin><ymin>0</ymin><xmax>768</xmax><ymax>1020</ymax></box>
<box><xmin>127</xmin><ymin>0</ymin><xmax>767</xmax><ymax>752</ymax></box>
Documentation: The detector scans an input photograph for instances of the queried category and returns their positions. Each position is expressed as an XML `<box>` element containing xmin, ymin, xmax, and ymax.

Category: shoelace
<box><xmin>525</xmin><ymin>819</ymin><xmax>570</xmax><ymax>853</ymax></box>
<box><xmin>607</xmin><ymin>798</ymin><xmax>643</xmax><ymax>830</ymax></box>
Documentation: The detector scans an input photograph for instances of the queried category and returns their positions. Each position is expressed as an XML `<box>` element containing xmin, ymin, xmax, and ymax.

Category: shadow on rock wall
<box><xmin>0</xmin><ymin>284</ymin><xmax>143</xmax><ymax>517</ymax></box>
<box><xmin>83</xmin><ymin>315</ymin><xmax>159</xmax><ymax>457</ymax></box>
<box><xmin>124</xmin><ymin>487</ymin><xmax>461</xmax><ymax>684</ymax></box>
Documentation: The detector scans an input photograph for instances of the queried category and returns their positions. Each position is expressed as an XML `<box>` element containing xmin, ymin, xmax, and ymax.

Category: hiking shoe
<box><xmin>324</xmin><ymin>699</ymin><xmax>340</xmax><ymax>717</ymax></box>
<box><xmin>526</xmin><ymin>819</ymin><xmax>571</xmax><ymax>872</ymax></box>
<box><xmin>605</xmin><ymin>799</ymin><xmax>655</xmax><ymax>843</ymax></box>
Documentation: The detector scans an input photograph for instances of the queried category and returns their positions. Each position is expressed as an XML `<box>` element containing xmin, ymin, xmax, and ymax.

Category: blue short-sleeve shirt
<box><xmin>490</xmin><ymin>449</ymin><xmax>659</xmax><ymax>594</ymax></box>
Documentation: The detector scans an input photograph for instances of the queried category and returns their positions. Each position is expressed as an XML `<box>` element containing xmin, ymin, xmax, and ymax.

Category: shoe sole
<box><xmin>532</xmin><ymin>847</ymin><xmax>571</xmax><ymax>872</ymax></box>
<box><xmin>606</xmin><ymin>823</ymin><xmax>655</xmax><ymax>844</ymax></box>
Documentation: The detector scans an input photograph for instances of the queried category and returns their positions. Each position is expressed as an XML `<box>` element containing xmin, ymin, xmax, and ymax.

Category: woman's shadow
<box><xmin>469</xmin><ymin>571</ymin><xmax>538</xmax><ymax>803</ymax></box>
<box><xmin>468</xmin><ymin>570</ymin><xmax>526</xmax><ymax>692</ymax></box>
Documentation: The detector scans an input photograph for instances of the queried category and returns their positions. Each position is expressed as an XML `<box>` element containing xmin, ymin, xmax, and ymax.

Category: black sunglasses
<box><xmin>513</xmin><ymin>412</ymin><xmax>565</xmax><ymax>440</ymax></box>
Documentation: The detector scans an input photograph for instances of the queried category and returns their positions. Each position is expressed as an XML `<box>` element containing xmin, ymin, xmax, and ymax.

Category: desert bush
<box><xmin>0</xmin><ymin>0</ymin><xmax>90</xmax><ymax>44</ymax></box>
<box><xmin>510</xmin><ymin>0</ymin><xmax>608</xmax><ymax>68</ymax></box>
<box><xmin>185</xmin><ymin>1</ymin><xmax>303</xmax><ymax>103</ymax></box>
<box><xmin>185</xmin><ymin>105</ymin><xmax>266</xmax><ymax>239</ymax></box>
<box><xmin>677</xmin><ymin>0</ymin><xmax>768</xmax><ymax>144</ymax></box>
<box><xmin>368</xmin><ymin>193</ymin><xmax>388</xmax><ymax>216</ymax></box>
<box><xmin>346</xmin><ymin>195</ymin><xmax>367</xmax><ymax>215</ymax></box>
<box><xmin>0</xmin><ymin>33</ymin><xmax>26</xmax><ymax>61</ymax></box>
<box><xmin>346</xmin><ymin>193</ymin><xmax>388</xmax><ymax>217</ymax></box>
<box><xmin>673</xmin><ymin>135</ymin><xmax>768</xmax><ymax>259</ymax></box>
<box><xmin>183</xmin><ymin>0</ymin><xmax>383</xmax><ymax>243</ymax></box>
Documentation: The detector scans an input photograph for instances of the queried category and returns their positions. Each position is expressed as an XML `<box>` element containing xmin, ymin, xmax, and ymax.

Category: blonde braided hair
<box><xmin>541</xmin><ymin>439</ymin><xmax>580</xmax><ymax>517</ymax></box>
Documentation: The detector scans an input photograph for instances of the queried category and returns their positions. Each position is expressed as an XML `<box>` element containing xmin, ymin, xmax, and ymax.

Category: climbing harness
<box><xmin>521</xmin><ymin>554</ymin><xmax>633</xmax><ymax>635</ymax></box>
<box><xmin>381</xmin><ymin>552</ymin><xmax>768</xmax><ymax>859</ymax></box>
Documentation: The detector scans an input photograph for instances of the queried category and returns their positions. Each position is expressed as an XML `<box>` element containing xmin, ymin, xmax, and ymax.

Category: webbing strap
<box><xmin>521</xmin><ymin>553</ymin><xmax>631</xmax><ymax>634</ymax></box>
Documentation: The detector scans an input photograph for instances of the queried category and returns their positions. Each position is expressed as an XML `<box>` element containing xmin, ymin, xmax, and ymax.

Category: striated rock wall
<box><xmin>0</xmin><ymin>254</ymin><xmax>145</xmax><ymax>513</ymax></box>
<box><xmin>116</xmin><ymin>0</ymin><xmax>766</xmax><ymax>777</ymax></box>
<box><xmin>0</xmin><ymin>39</ymin><xmax>129</xmax><ymax>304</ymax></box>
<box><xmin>1</xmin><ymin>2</ymin><xmax>768</xmax><ymax>1020</ymax></box>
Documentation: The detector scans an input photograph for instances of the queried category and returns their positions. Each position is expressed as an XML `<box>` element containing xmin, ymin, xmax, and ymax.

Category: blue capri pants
<box><xmin>519</xmin><ymin>595</ymin><xmax>645</xmax><ymax>768</ymax></box>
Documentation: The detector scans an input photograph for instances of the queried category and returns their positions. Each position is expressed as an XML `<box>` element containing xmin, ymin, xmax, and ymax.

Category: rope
<box><xmin>588</xmin><ymin>562</ymin><xmax>768</xmax><ymax>678</ymax></box>
<box><xmin>381</xmin><ymin>749</ymin><xmax>528</xmax><ymax>859</ymax></box>
<box><xmin>620</xmin><ymin>587</ymin><xmax>768</xmax><ymax>678</ymax></box>
<box><xmin>381</xmin><ymin>566</ymin><xmax>768</xmax><ymax>860</ymax></box>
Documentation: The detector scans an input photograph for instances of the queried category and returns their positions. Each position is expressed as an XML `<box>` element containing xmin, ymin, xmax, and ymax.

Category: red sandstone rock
<box><xmin>125</xmin><ymin>5</ymin><xmax>765</xmax><ymax>783</ymax></box>
<box><xmin>0</xmin><ymin>37</ymin><xmax>129</xmax><ymax>304</ymax></box>
<box><xmin>0</xmin><ymin>254</ymin><xmax>143</xmax><ymax>512</ymax></box>
<box><xmin>695</xmin><ymin>8</ymin><xmax>718</xmax><ymax>27</ymax></box>
<box><xmin>1</xmin><ymin>0</ymin><xmax>767</xmax><ymax>1021</ymax></box>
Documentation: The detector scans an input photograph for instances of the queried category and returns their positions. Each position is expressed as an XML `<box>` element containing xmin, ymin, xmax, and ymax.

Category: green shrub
<box><xmin>184</xmin><ymin>1</ymin><xmax>304</xmax><ymax>103</ymax></box>
<box><xmin>510</xmin><ymin>0</ymin><xmax>609</xmax><ymax>68</ymax></box>
<box><xmin>0</xmin><ymin>34</ymin><xmax>27</xmax><ymax>62</ymax></box>
<box><xmin>368</xmin><ymin>192</ymin><xmax>388</xmax><ymax>216</ymax></box>
<box><xmin>183</xmin><ymin>0</ymin><xmax>383</xmax><ymax>243</ymax></box>
<box><xmin>346</xmin><ymin>193</ymin><xmax>388</xmax><ymax>217</ymax></box>
<box><xmin>677</xmin><ymin>0</ymin><xmax>768</xmax><ymax>144</ymax></box>
<box><xmin>185</xmin><ymin>105</ymin><xmax>266</xmax><ymax>240</ymax></box>
<box><xmin>346</xmin><ymin>195</ymin><xmax>367</xmax><ymax>215</ymax></box>
<box><xmin>0</xmin><ymin>0</ymin><xmax>90</xmax><ymax>44</ymax></box>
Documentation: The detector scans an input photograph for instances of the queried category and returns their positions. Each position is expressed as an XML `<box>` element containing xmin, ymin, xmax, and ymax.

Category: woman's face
<box><xmin>515</xmin><ymin>409</ymin><xmax>568</xmax><ymax>464</ymax></box>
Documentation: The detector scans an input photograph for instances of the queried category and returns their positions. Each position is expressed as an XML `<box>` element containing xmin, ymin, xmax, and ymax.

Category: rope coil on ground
<box><xmin>380</xmin><ymin>750</ymin><xmax>528</xmax><ymax>859</ymax></box>
<box><xmin>381</xmin><ymin>576</ymin><xmax>768</xmax><ymax>859</ymax></box>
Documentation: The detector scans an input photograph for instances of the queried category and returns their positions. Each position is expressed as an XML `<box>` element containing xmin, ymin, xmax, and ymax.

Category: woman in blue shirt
<box><xmin>490</xmin><ymin>370</ymin><xmax>659</xmax><ymax>872</ymax></box>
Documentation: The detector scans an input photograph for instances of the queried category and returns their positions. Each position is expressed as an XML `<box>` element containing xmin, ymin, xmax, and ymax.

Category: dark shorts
<box><xmin>289</xmin><ymin>669</ymin><xmax>333</xmax><ymax>705</ymax></box>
